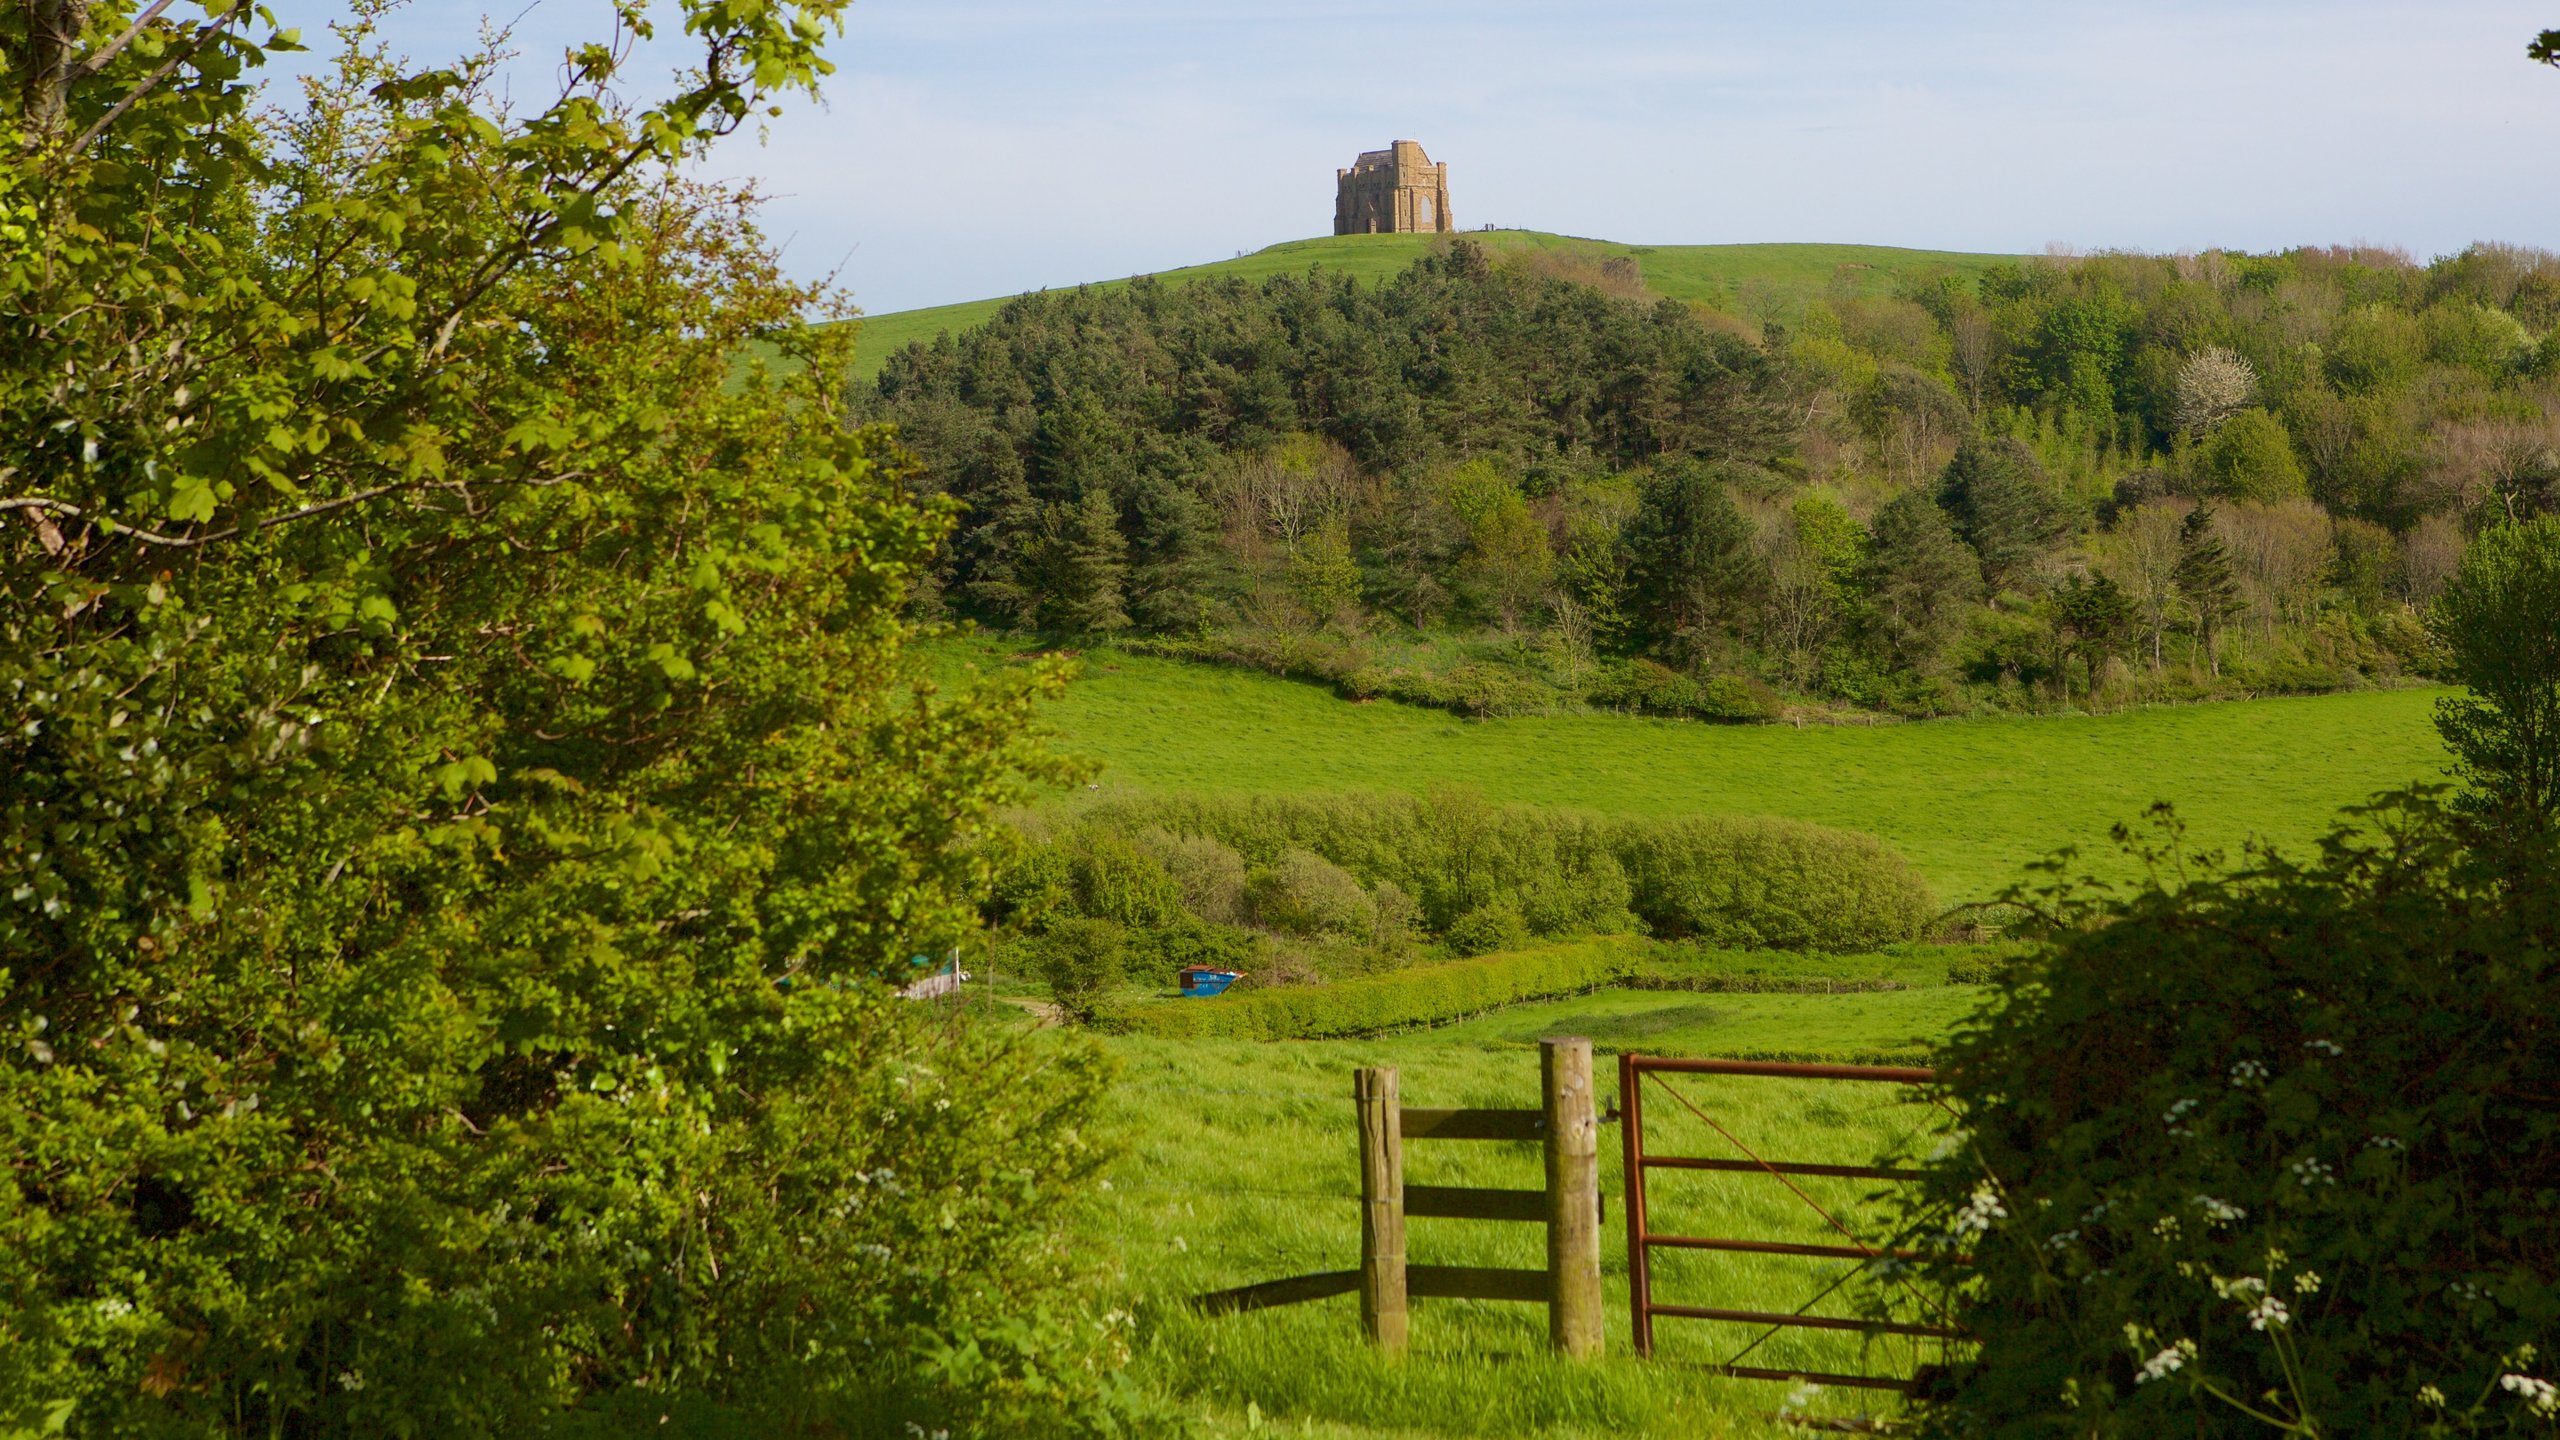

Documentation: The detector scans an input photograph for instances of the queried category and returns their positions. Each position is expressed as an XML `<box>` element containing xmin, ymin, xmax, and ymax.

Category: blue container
<box><xmin>1178</xmin><ymin>966</ymin><xmax>1243</xmax><ymax>997</ymax></box>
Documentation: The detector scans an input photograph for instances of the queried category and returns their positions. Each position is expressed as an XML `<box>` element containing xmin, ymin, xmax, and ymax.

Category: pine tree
<box><xmin>1623</xmin><ymin>461</ymin><xmax>1763</xmax><ymax>664</ymax></box>
<box><xmin>1031</xmin><ymin>490</ymin><xmax>1132</xmax><ymax>633</ymax></box>
<box><xmin>1939</xmin><ymin>438</ymin><xmax>2071</xmax><ymax>598</ymax></box>
<box><xmin>2175</xmin><ymin>502</ymin><xmax>2242</xmax><ymax>676</ymax></box>
<box><xmin>1862</xmin><ymin>489</ymin><xmax>1983</xmax><ymax>667</ymax></box>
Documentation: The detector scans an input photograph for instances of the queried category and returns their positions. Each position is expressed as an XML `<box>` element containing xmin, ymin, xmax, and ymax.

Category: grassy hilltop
<box><xmin>845</xmin><ymin>231</ymin><xmax>2017</xmax><ymax>379</ymax></box>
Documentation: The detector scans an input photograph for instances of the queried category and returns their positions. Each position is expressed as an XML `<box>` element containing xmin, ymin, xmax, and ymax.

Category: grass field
<box><xmin>938</xmin><ymin>637</ymin><xmax>2450</xmax><ymax>904</ymax></box>
<box><xmin>843</xmin><ymin>232</ymin><xmax>2016</xmax><ymax>381</ymax></box>
<box><xmin>1088</xmin><ymin>1014</ymin><xmax>1965</xmax><ymax>1438</ymax></box>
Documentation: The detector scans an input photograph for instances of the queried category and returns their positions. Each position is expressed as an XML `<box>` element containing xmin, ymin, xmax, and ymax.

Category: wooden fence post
<box><xmin>1355</xmin><ymin>1065</ymin><xmax>1408</xmax><ymax>1354</ymax></box>
<box><xmin>1542</xmin><ymin>1037</ymin><xmax>1604</xmax><ymax>1358</ymax></box>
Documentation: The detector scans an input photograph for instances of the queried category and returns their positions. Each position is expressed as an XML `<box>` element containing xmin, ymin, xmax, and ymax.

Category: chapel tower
<box><xmin>1333</xmin><ymin>140</ymin><xmax>1453</xmax><ymax>236</ymax></box>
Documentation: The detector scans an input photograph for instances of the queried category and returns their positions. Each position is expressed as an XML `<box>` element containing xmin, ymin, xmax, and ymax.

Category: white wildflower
<box><xmin>2302</xmin><ymin>1038</ymin><xmax>2343</xmax><ymax>1057</ymax></box>
<box><xmin>338</xmin><ymin>1369</ymin><xmax>365</xmax><ymax>1392</ymax></box>
<box><xmin>2229</xmin><ymin>1059</ymin><xmax>2269</xmax><ymax>1088</ymax></box>
<box><xmin>2162</xmin><ymin>1097</ymin><xmax>2201</xmax><ymax>1127</ymax></box>
<box><xmin>2287</xmin><ymin>1156</ymin><xmax>2337</xmax><ymax>1188</ymax></box>
<box><xmin>2367</xmin><ymin>1134</ymin><xmax>2406</xmax><ymax>1151</ymax></box>
<box><xmin>2249</xmin><ymin>1296</ymin><xmax>2290</xmax><ymax>1331</ymax></box>
<box><xmin>2192</xmin><ymin>1195</ymin><xmax>2246</xmax><ymax>1224</ymax></box>
<box><xmin>2212</xmin><ymin>1275</ymin><xmax>2268</xmax><ymax>1302</ymax></box>
<box><xmin>2137</xmin><ymin>1340</ymin><xmax>2196</xmax><ymax>1384</ymax></box>
<box><xmin>2500</xmin><ymin>1374</ymin><xmax>2560</xmax><ymax>1419</ymax></box>
<box><xmin>1951</xmin><ymin>1184</ymin><xmax>2008</xmax><ymax>1238</ymax></box>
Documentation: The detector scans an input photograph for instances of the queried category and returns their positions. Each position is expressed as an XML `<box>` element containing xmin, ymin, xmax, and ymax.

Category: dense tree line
<box><xmin>863</xmin><ymin>239</ymin><xmax>2560</xmax><ymax>717</ymax></box>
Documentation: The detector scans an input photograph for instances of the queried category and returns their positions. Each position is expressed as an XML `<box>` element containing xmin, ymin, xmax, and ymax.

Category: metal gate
<box><xmin>1618</xmin><ymin>1055</ymin><xmax>1966</xmax><ymax>1391</ymax></box>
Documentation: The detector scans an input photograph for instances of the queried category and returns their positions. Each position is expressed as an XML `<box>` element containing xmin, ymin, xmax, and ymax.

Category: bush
<box><xmin>1032</xmin><ymin>918</ymin><xmax>1127</xmax><ymax>1024</ymax></box>
<box><xmin>1132</xmin><ymin>827</ymin><xmax>1249</xmax><ymax>924</ymax></box>
<box><xmin>1445</xmin><ymin>900</ymin><xmax>1531</xmax><ymax>956</ymax></box>
<box><xmin>1123</xmin><ymin>916</ymin><xmax>1258</xmax><ymax>985</ymax></box>
<box><xmin>1106</xmin><ymin>939</ymin><xmax>1641</xmax><ymax>1040</ymax></box>
<box><xmin>1613</xmin><ymin>814</ymin><xmax>1935</xmax><ymax>950</ymax></box>
<box><xmin>1246</xmin><ymin>850</ymin><xmax>1376</xmax><ymax>937</ymax></box>
<box><xmin>1066</xmin><ymin>791</ymin><xmax>1921</xmax><ymax>952</ymax></box>
<box><xmin>1069</xmin><ymin>832</ymin><xmax>1186</xmax><ymax>929</ymax></box>
<box><xmin>1079</xmin><ymin>790</ymin><xmax>1639</xmax><ymax>939</ymax></box>
<box><xmin>1907</xmin><ymin>801</ymin><xmax>2560</xmax><ymax>1437</ymax></box>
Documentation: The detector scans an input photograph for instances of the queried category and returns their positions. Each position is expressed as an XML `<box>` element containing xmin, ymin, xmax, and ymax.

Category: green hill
<box><xmin>934</xmin><ymin>637</ymin><xmax>2448</xmax><ymax>904</ymax></box>
<box><xmin>843</xmin><ymin>232</ymin><xmax>2018</xmax><ymax>381</ymax></box>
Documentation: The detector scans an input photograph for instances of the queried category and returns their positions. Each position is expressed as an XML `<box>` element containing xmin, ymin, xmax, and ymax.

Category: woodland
<box><xmin>865</xmin><ymin>238</ymin><xmax>2560</xmax><ymax>717</ymax></box>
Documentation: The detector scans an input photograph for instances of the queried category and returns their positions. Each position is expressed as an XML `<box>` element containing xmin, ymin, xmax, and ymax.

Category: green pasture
<box><xmin>845</xmin><ymin>232</ymin><xmax>2015</xmax><ymax>380</ymax></box>
<box><xmin>1092</xmin><ymin>1013</ymin><xmax>1963</xmax><ymax>1438</ymax></box>
<box><xmin>938</xmin><ymin>638</ymin><xmax>2450</xmax><ymax>903</ymax></box>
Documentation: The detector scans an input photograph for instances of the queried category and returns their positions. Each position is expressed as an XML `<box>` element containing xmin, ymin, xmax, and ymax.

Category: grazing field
<box><xmin>1089</xmin><ymin>1014</ymin><xmax>1963</xmax><ymax>1438</ymax></box>
<box><xmin>937</xmin><ymin>638</ymin><xmax>2449</xmax><ymax>903</ymax></box>
<box><xmin>846</xmin><ymin>233</ymin><xmax>2015</xmax><ymax>380</ymax></box>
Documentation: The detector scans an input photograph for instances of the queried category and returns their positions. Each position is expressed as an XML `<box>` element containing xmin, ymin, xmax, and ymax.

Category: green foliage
<box><xmin>1908</xmin><ymin>801</ymin><xmax>2559</xmax><ymax>1437</ymax></box>
<box><xmin>1863</xmin><ymin>488</ymin><xmax>1983</xmax><ymax>666</ymax></box>
<box><xmin>1034</xmin><ymin>918</ymin><xmax>1128</xmax><ymax>1024</ymax></box>
<box><xmin>1072</xmin><ymin>833</ymin><xmax>1188</xmax><ymax>930</ymax></box>
<box><xmin>1245</xmin><ymin>851</ymin><xmax>1376</xmax><ymax>938</ymax></box>
<box><xmin>1623</xmin><ymin>460</ymin><xmax>1764</xmax><ymax>660</ymax></box>
<box><xmin>2429</xmin><ymin>516</ymin><xmax>2560</xmax><ymax>830</ymax></box>
<box><xmin>1103</xmin><ymin>940</ymin><xmax>1642</xmax><ymax>1040</ymax></box>
<box><xmin>2200</xmin><ymin>407</ymin><xmax>2310</xmax><ymax>501</ymax></box>
<box><xmin>1444</xmin><ymin>900</ymin><xmax>1532</xmax><ymax>957</ymax></box>
<box><xmin>1613</xmin><ymin>816</ymin><xmax>1936</xmax><ymax>950</ymax></box>
<box><xmin>1940</xmin><ymin>438</ymin><xmax>2072</xmax><ymax>595</ymax></box>
<box><xmin>0</xmin><ymin>8</ymin><xmax>1131</xmax><ymax>1435</ymax></box>
<box><xmin>867</xmin><ymin>243</ymin><xmax>1791</xmax><ymax>634</ymax></box>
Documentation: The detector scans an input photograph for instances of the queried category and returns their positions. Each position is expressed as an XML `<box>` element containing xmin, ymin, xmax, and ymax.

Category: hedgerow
<box><xmin>1067</xmin><ymin>790</ymin><xmax>1930</xmax><ymax>952</ymax></box>
<box><xmin>1102</xmin><ymin>939</ymin><xmax>1642</xmax><ymax>1041</ymax></box>
<box><xmin>1906</xmin><ymin>801</ymin><xmax>2560</xmax><ymax>1436</ymax></box>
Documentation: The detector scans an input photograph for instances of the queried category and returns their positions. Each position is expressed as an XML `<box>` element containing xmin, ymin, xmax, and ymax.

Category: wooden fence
<box><xmin>1193</xmin><ymin>1036</ymin><xmax>1607</xmax><ymax>1358</ymax></box>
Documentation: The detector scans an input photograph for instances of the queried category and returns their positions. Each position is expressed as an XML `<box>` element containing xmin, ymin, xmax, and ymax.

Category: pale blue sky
<box><xmin>283</xmin><ymin>1</ymin><xmax>2558</xmax><ymax>315</ymax></box>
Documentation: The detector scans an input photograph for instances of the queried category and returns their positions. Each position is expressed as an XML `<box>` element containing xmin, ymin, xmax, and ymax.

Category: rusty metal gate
<box><xmin>1618</xmin><ymin>1055</ymin><xmax>1967</xmax><ymax>1391</ymax></box>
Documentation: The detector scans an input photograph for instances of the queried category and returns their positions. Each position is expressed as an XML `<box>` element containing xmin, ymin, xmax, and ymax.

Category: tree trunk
<box><xmin>23</xmin><ymin>0</ymin><xmax>94</xmax><ymax>140</ymax></box>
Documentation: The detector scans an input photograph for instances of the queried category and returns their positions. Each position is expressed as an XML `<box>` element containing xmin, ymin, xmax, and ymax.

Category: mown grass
<box><xmin>1088</xmin><ymin>1020</ymin><xmax>1964</xmax><ymax>1438</ymax></box>
<box><xmin>845</xmin><ymin>232</ymin><xmax>2015</xmax><ymax>381</ymax></box>
<box><xmin>937</xmin><ymin>637</ymin><xmax>2449</xmax><ymax>903</ymax></box>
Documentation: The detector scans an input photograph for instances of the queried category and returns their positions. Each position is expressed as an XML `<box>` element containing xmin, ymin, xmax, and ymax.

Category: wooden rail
<box><xmin>1191</xmin><ymin>1039</ymin><xmax>1606</xmax><ymax>1359</ymax></box>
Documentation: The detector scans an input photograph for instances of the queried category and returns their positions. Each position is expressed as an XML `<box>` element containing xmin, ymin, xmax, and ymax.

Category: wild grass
<box><xmin>1088</xmin><ymin>1023</ymin><xmax>1966</xmax><ymax>1437</ymax></box>
<box><xmin>843</xmin><ymin>232</ymin><xmax>2016</xmax><ymax>380</ymax></box>
<box><xmin>936</xmin><ymin>637</ymin><xmax>2448</xmax><ymax>903</ymax></box>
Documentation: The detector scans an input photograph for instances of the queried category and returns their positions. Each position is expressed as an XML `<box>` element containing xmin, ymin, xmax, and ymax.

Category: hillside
<box><xmin>844</xmin><ymin>231</ymin><xmax>2017</xmax><ymax>379</ymax></box>
<box><xmin>935</xmin><ymin>637</ymin><xmax>2448</xmax><ymax>903</ymax></box>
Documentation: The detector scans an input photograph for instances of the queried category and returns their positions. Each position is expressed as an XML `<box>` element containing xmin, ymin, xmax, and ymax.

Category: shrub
<box><xmin>1613</xmin><ymin>814</ymin><xmax>1935</xmax><ymax>950</ymax></box>
<box><xmin>1123</xmin><ymin>916</ymin><xmax>1258</xmax><ymax>986</ymax></box>
<box><xmin>1106</xmin><ymin>939</ymin><xmax>1641</xmax><ymax>1040</ymax></box>
<box><xmin>1587</xmin><ymin>656</ymin><xmax>1703</xmax><ymax>714</ymax></box>
<box><xmin>1246</xmin><ymin>849</ymin><xmax>1375</xmax><ymax>937</ymax></box>
<box><xmin>1082</xmin><ymin>790</ymin><xmax>1639</xmax><ymax>939</ymax></box>
<box><xmin>1133</xmin><ymin>827</ymin><xmax>1249</xmax><ymax>924</ymax></box>
<box><xmin>1069</xmin><ymin>832</ymin><xmax>1186</xmax><ymax>929</ymax></box>
<box><xmin>1907</xmin><ymin>801</ymin><xmax>2560</xmax><ymax>1437</ymax></box>
<box><xmin>1033</xmin><ymin>919</ymin><xmax>1127</xmax><ymax>1024</ymax></box>
<box><xmin>1445</xmin><ymin>899</ymin><xmax>1531</xmax><ymax>956</ymax></box>
<box><xmin>1370</xmin><ymin>880</ymin><xmax>1423</xmax><ymax>950</ymax></box>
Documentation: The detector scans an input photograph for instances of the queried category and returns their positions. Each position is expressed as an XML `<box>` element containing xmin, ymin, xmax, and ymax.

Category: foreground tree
<box><xmin>2429</xmin><ymin>516</ymin><xmax>2560</xmax><ymax>834</ymax></box>
<box><xmin>1</xmin><ymin>5</ymin><xmax>1120</xmax><ymax>1435</ymax></box>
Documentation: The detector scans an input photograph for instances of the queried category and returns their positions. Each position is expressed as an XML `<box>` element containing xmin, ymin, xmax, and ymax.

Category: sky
<box><xmin>283</xmin><ymin>1</ymin><xmax>2559</xmax><ymax>316</ymax></box>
